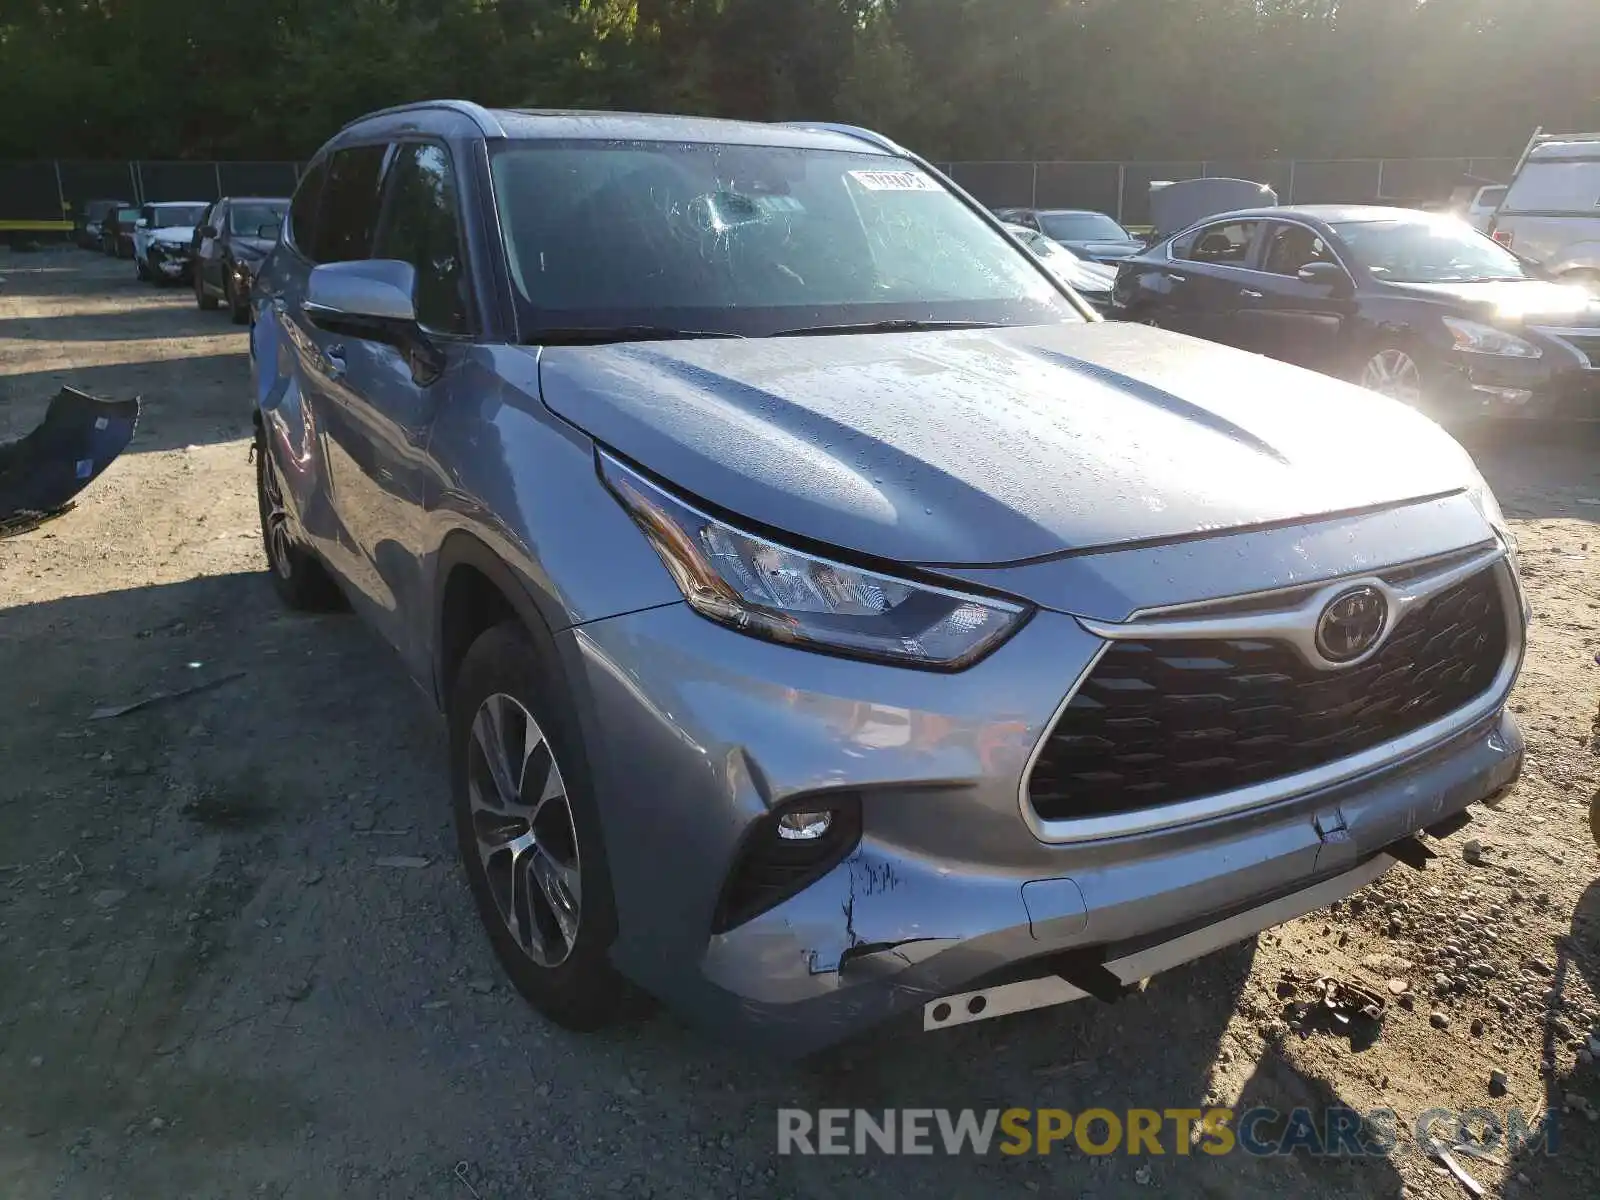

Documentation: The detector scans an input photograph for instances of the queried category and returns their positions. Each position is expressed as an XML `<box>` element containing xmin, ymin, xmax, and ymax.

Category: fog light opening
<box><xmin>776</xmin><ymin>810</ymin><xmax>833</xmax><ymax>841</ymax></box>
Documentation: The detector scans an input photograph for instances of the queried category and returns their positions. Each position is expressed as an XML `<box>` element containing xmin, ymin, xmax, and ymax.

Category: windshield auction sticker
<box><xmin>848</xmin><ymin>170</ymin><xmax>940</xmax><ymax>192</ymax></box>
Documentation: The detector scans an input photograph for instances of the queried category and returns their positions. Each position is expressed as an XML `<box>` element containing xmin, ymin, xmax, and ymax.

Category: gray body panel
<box><xmin>248</xmin><ymin>102</ymin><xmax>1527</xmax><ymax>1054</ymax></box>
<box><xmin>536</xmin><ymin>323</ymin><xmax>1477</xmax><ymax>567</ymax></box>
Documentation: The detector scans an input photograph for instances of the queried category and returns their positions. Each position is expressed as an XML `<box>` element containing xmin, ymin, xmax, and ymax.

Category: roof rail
<box><xmin>776</xmin><ymin>121</ymin><xmax>905</xmax><ymax>155</ymax></box>
<box><xmin>336</xmin><ymin>99</ymin><xmax>505</xmax><ymax>138</ymax></box>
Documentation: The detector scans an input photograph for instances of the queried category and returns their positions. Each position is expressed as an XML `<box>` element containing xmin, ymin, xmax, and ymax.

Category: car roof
<box><xmin>1181</xmin><ymin>204</ymin><xmax>1434</xmax><ymax>226</ymax></box>
<box><xmin>498</xmin><ymin>109</ymin><xmax>895</xmax><ymax>154</ymax></box>
<box><xmin>335</xmin><ymin>101</ymin><xmax>898</xmax><ymax>157</ymax></box>
<box><xmin>218</xmin><ymin>196</ymin><xmax>290</xmax><ymax>204</ymax></box>
<box><xmin>1528</xmin><ymin>140</ymin><xmax>1600</xmax><ymax>162</ymax></box>
<box><xmin>149</xmin><ymin>200</ymin><xmax>209</xmax><ymax>208</ymax></box>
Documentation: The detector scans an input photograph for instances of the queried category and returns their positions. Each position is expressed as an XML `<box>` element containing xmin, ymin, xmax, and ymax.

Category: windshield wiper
<box><xmin>771</xmin><ymin>319</ymin><xmax>1006</xmax><ymax>337</ymax></box>
<box><xmin>527</xmin><ymin>325</ymin><xmax>746</xmax><ymax>347</ymax></box>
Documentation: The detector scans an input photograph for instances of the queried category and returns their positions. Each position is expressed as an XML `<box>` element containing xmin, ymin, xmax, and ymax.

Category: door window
<box><xmin>289</xmin><ymin>159</ymin><xmax>328</xmax><ymax>259</ymax></box>
<box><xmin>1262</xmin><ymin>223</ymin><xmax>1336</xmax><ymax>277</ymax></box>
<box><xmin>373</xmin><ymin>143</ymin><xmax>472</xmax><ymax>335</ymax></box>
<box><xmin>1178</xmin><ymin>220</ymin><xmax>1260</xmax><ymax>266</ymax></box>
<box><xmin>314</xmin><ymin>144</ymin><xmax>392</xmax><ymax>264</ymax></box>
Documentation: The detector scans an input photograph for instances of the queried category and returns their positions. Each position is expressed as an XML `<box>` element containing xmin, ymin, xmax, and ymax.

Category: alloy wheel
<box><xmin>465</xmin><ymin>693</ymin><xmax>583</xmax><ymax>969</ymax></box>
<box><xmin>1360</xmin><ymin>349</ymin><xmax>1423</xmax><ymax>405</ymax></box>
<box><xmin>258</xmin><ymin>447</ymin><xmax>295</xmax><ymax>581</ymax></box>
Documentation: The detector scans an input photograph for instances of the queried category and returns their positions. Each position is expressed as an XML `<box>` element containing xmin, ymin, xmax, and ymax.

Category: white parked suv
<box><xmin>132</xmin><ymin>201</ymin><xmax>210</xmax><ymax>285</ymax></box>
<box><xmin>1489</xmin><ymin>129</ymin><xmax>1600</xmax><ymax>286</ymax></box>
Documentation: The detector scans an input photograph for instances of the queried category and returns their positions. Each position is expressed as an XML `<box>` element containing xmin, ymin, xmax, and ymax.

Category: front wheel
<box><xmin>195</xmin><ymin>266</ymin><xmax>218</xmax><ymax>310</ymax></box>
<box><xmin>226</xmin><ymin>272</ymin><xmax>249</xmax><ymax>324</ymax></box>
<box><xmin>1357</xmin><ymin>346</ymin><xmax>1426</xmax><ymax>407</ymax></box>
<box><xmin>254</xmin><ymin>426</ymin><xmax>344</xmax><ymax>611</ymax></box>
<box><xmin>449</xmin><ymin>621</ymin><xmax>633</xmax><ymax>1032</ymax></box>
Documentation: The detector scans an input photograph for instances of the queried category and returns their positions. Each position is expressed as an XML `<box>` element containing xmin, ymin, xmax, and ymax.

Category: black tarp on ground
<box><xmin>0</xmin><ymin>388</ymin><xmax>139</xmax><ymax>535</ymax></box>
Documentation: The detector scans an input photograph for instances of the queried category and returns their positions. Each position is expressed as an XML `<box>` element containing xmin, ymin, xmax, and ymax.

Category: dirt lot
<box><xmin>2</xmin><ymin>250</ymin><xmax>1599</xmax><ymax>1200</ymax></box>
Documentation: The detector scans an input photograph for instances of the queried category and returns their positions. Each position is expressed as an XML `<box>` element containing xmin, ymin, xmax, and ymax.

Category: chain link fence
<box><xmin>0</xmin><ymin>161</ymin><xmax>302</xmax><ymax>229</ymax></box>
<box><xmin>2</xmin><ymin>155</ymin><xmax>1517</xmax><ymax>233</ymax></box>
<box><xmin>937</xmin><ymin>157</ymin><xmax>1519</xmax><ymax>227</ymax></box>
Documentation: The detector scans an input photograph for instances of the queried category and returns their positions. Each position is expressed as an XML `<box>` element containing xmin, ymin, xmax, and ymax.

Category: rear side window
<box><xmin>1179</xmin><ymin>220</ymin><xmax>1260</xmax><ymax>265</ymax></box>
<box><xmin>1503</xmin><ymin>161</ymin><xmax>1600</xmax><ymax>213</ymax></box>
<box><xmin>289</xmin><ymin>159</ymin><xmax>328</xmax><ymax>259</ymax></box>
<box><xmin>373</xmin><ymin>143</ymin><xmax>472</xmax><ymax>334</ymax></box>
<box><xmin>314</xmin><ymin>144</ymin><xmax>391</xmax><ymax>264</ymax></box>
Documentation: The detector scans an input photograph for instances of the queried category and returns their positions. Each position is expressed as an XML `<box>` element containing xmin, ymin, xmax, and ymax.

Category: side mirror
<box><xmin>306</xmin><ymin>259</ymin><xmax>418</xmax><ymax>330</ymax></box>
<box><xmin>1298</xmin><ymin>261</ymin><xmax>1351</xmax><ymax>292</ymax></box>
<box><xmin>198</xmin><ymin>225</ymin><xmax>217</xmax><ymax>239</ymax></box>
<box><xmin>304</xmin><ymin>260</ymin><xmax>441</xmax><ymax>383</ymax></box>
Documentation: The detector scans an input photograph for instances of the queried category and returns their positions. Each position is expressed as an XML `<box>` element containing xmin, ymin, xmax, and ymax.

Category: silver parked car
<box><xmin>251</xmin><ymin>101</ymin><xmax>1527</xmax><ymax>1055</ymax></box>
<box><xmin>1490</xmin><ymin>129</ymin><xmax>1600</xmax><ymax>285</ymax></box>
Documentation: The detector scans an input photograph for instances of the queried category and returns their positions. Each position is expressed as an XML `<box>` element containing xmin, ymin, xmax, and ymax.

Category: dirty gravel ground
<box><xmin>2</xmin><ymin>251</ymin><xmax>1599</xmax><ymax>1200</ymax></box>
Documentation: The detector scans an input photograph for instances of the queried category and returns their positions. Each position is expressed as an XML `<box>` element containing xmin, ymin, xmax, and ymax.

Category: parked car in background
<box><xmin>1002</xmin><ymin>222</ymin><xmax>1116</xmax><ymax>310</ymax></box>
<box><xmin>102</xmin><ymin>206</ymin><xmax>142</xmax><ymax>257</ymax></box>
<box><xmin>1488</xmin><ymin>129</ymin><xmax>1600</xmax><ymax>287</ymax></box>
<box><xmin>251</xmin><ymin>102</ymin><xmax>1524</xmax><ymax>1057</ymax></box>
<box><xmin>1147</xmin><ymin>177</ymin><xmax>1278</xmax><ymax>241</ymax></box>
<box><xmin>1461</xmin><ymin>185</ymin><xmax>1506</xmax><ymax>233</ymax></box>
<box><xmin>193</xmin><ymin>197</ymin><xmax>289</xmax><ymax>321</ymax></box>
<box><xmin>995</xmin><ymin>207</ymin><xmax>1144</xmax><ymax>263</ymax></box>
<box><xmin>1112</xmin><ymin>204</ymin><xmax>1600</xmax><ymax>419</ymax></box>
<box><xmin>132</xmin><ymin>201</ymin><xmax>209</xmax><ymax>283</ymax></box>
<box><xmin>78</xmin><ymin>198</ymin><xmax>129</xmax><ymax>250</ymax></box>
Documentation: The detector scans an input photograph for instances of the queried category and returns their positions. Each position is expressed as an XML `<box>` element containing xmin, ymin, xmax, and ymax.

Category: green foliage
<box><xmin>1</xmin><ymin>0</ymin><xmax>1596</xmax><ymax>160</ymax></box>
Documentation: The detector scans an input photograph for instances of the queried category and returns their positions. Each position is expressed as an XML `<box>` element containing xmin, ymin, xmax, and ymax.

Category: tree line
<box><xmin>1</xmin><ymin>1</ymin><xmax>1595</xmax><ymax>164</ymax></box>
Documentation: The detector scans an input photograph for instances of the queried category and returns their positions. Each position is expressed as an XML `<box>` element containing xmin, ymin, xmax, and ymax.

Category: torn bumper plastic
<box><xmin>0</xmin><ymin>387</ymin><xmax>139</xmax><ymax>534</ymax></box>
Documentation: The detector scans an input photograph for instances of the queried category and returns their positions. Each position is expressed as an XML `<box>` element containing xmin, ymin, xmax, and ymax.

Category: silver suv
<box><xmin>1490</xmin><ymin>129</ymin><xmax>1600</xmax><ymax>284</ymax></box>
<box><xmin>250</xmin><ymin>101</ymin><xmax>1527</xmax><ymax>1055</ymax></box>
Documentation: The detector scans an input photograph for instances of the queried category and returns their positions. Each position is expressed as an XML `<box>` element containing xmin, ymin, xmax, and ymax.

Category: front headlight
<box><xmin>1444</xmin><ymin>317</ymin><xmax>1542</xmax><ymax>359</ymax></box>
<box><xmin>600</xmin><ymin>452</ymin><xmax>1029</xmax><ymax>669</ymax></box>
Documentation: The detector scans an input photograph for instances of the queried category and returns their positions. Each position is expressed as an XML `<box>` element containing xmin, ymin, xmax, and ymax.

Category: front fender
<box><xmin>424</xmin><ymin>346</ymin><xmax>687</xmax><ymax>702</ymax></box>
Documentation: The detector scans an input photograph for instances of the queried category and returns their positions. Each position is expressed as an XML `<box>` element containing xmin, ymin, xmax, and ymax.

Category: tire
<box><xmin>449</xmin><ymin>621</ymin><xmax>632</xmax><ymax>1032</ymax></box>
<box><xmin>195</xmin><ymin>267</ymin><xmax>219</xmax><ymax>310</ymax></box>
<box><xmin>254</xmin><ymin>425</ymin><xmax>345</xmax><ymax>611</ymax></box>
<box><xmin>1356</xmin><ymin>345</ymin><xmax>1427</xmax><ymax>408</ymax></box>
<box><xmin>226</xmin><ymin>272</ymin><xmax>249</xmax><ymax>325</ymax></box>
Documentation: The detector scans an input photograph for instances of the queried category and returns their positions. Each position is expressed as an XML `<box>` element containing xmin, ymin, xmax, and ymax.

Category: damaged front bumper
<box><xmin>560</xmin><ymin>538</ymin><xmax>1524</xmax><ymax>1055</ymax></box>
<box><xmin>0</xmin><ymin>387</ymin><xmax>139</xmax><ymax>535</ymax></box>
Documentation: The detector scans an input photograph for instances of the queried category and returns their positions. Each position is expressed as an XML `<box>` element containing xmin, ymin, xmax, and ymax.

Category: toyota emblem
<box><xmin>1315</xmin><ymin>586</ymin><xmax>1388</xmax><ymax>664</ymax></box>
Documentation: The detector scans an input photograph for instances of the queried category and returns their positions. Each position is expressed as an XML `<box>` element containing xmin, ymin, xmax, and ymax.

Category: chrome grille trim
<box><xmin>1019</xmin><ymin>550</ymin><xmax>1523</xmax><ymax>845</ymax></box>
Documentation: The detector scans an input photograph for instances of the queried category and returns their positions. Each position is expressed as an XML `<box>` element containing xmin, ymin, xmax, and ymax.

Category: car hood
<box><xmin>1068</xmin><ymin>241</ymin><xmax>1140</xmax><ymax>259</ymax></box>
<box><xmin>231</xmin><ymin>236</ymin><xmax>276</xmax><ymax>256</ymax></box>
<box><xmin>534</xmin><ymin>323</ymin><xmax>1480</xmax><ymax>566</ymax></box>
<box><xmin>1387</xmin><ymin>278</ymin><xmax>1600</xmax><ymax>325</ymax></box>
<box><xmin>1067</xmin><ymin>260</ymin><xmax>1119</xmax><ymax>290</ymax></box>
<box><xmin>1150</xmin><ymin>178</ymin><xmax>1277</xmax><ymax>238</ymax></box>
<box><xmin>150</xmin><ymin>226</ymin><xmax>196</xmax><ymax>245</ymax></box>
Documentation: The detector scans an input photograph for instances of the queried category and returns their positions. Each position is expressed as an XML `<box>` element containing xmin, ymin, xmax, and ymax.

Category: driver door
<box><xmin>1234</xmin><ymin>221</ymin><xmax>1354</xmax><ymax>372</ymax></box>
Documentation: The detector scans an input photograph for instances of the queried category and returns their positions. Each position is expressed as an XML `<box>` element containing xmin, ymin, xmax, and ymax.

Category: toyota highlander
<box><xmin>249</xmin><ymin>102</ymin><xmax>1527</xmax><ymax>1055</ymax></box>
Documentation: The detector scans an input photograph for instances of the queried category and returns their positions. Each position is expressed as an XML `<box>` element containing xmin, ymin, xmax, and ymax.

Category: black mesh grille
<box><xmin>1029</xmin><ymin>568</ymin><xmax>1508</xmax><ymax>822</ymax></box>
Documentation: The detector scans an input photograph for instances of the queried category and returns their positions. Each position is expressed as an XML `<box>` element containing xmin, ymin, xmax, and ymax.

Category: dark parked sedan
<box><xmin>1111</xmin><ymin>205</ymin><xmax>1600</xmax><ymax>419</ymax></box>
<box><xmin>193</xmin><ymin>196</ymin><xmax>288</xmax><ymax>322</ymax></box>
<box><xmin>101</xmin><ymin>206</ymin><xmax>142</xmax><ymax>257</ymax></box>
<box><xmin>995</xmin><ymin>207</ymin><xmax>1144</xmax><ymax>263</ymax></box>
